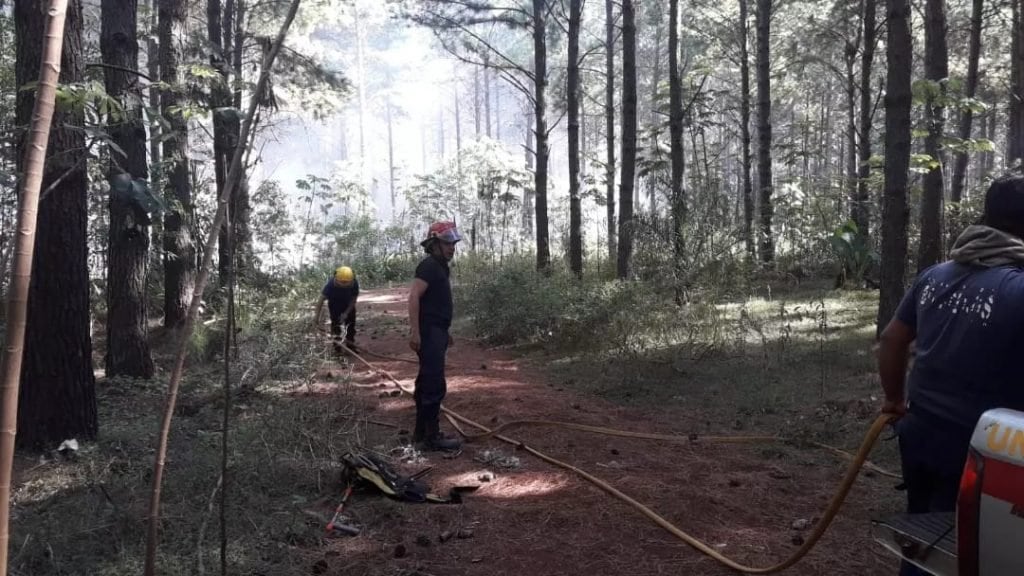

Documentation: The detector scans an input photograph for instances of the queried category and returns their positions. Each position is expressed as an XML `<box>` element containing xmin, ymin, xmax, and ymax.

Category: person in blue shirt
<box><xmin>877</xmin><ymin>174</ymin><xmax>1024</xmax><ymax>576</ymax></box>
<box><xmin>314</xmin><ymin>266</ymin><xmax>360</xmax><ymax>350</ymax></box>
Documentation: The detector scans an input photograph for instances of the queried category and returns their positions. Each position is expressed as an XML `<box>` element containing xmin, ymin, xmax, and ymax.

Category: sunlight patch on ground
<box><xmin>14</xmin><ymin>460</ymin><xmax>96</xmax><ymax>506</ymax></box>
<box><xmin>445</xmin><ymin>470</ymin><xmax>572</xmax><ymax>499</ymax></box>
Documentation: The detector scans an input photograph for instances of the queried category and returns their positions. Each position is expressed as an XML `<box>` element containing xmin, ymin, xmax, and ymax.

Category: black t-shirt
<box><xmin>415</xmin><ymin>255</ymin><xmax>452</xmax><ymax>328</ymax></box>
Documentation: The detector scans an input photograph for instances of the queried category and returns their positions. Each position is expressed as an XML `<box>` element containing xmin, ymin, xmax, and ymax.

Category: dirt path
<box><xmin>317</xmin><ymin>288</ymin><xmax>900</xmax><ymax>576</ymax></box>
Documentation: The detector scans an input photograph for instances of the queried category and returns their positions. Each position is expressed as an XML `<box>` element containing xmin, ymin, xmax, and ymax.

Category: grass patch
<box><xmin>10</xmin><ymin>289</ymin><xmax>391</xmax><ymax>576</ymax></box>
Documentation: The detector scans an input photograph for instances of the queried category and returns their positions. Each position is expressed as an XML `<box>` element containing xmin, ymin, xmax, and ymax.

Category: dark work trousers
<box><xmin>896</xmin><ymin>412</ymin><xmax>969</xmax><ymax>576</ymax></box>
<box><xmin>329</xmin><ymin>305</ymin><xmax>356</xmax><ymax>343</ymax></box>
<box><xmin>414</xmin><ymin>324</ymin><xmax>449</xmax><ymax>438</ymax></box>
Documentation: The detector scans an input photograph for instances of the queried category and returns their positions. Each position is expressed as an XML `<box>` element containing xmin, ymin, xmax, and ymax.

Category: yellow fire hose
<box><xmin>338</xmin><ymin>342</ymin><xmax>899</xmax><ymax>574</ymax></box>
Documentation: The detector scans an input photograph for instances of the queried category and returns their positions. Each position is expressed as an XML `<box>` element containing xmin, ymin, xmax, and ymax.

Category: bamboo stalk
<box><xmin>0</xmin><ymin>2</ymin><xmax>70</xmax><ymax>574</ymax></box>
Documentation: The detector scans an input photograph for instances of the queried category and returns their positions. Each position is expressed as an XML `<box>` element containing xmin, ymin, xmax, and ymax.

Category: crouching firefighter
<box><xmin>408</xmin><ymin>221</ymin><xmax>463</xmax><ymax>452</ymax></box>
<box><xmin>315</xmin><ymin>266</ymin><xmax>359</xmax><ymax>350</ymax></box>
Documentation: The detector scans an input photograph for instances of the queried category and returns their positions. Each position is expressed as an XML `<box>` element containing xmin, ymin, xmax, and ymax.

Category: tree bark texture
<box><xmin>605</xmin><ymin>0</ymin><xmax>616</xmax><ymax>262</ymax></box>
<box><xmin>617</xmin><ymin>0</ymin><xmax>637</xmax><ymax>279</ymax></box>
<box><xmin>669</xmin><ymin>0</ymin><xmax>686</xmax><ymax>274</ymax></box>
<box><xmin>949</xmin><ymin>0</ymin><xmax>983</xmax><ymax>215</ymax></box>
<box><xmin>522</xmin><ymin>108</ymin><xmax>534</xmax><ymax>234</ymax></box>
<box><xmin>918</xmin><ymin>0</ymin><xmax>948</xmax><ymax>271</ymax></box>
<box><xmin>14</xmin><ymin>0</ymin><xmax>97</xmax><ymax>448</ymax></box>
<box><xmin>568</xmin><ymin>0</ymin><xmax>583</xmax><ymax>277</ymax></box>
<box><xmin>739</xmin><ymin>0</ymin><xmax>754</xmax><ymax>259</ymax></box>
<box><xmin>533</xmin><ymin>0</ymin><xmax>550</xmax><ymax>271</ymax></box>
<box><xmin>212</xmin><ymin>0</ymin><xmax>242</xmax><ymax>286</ymax></box>
<box><xmin>755</xmin><ymin>0</ymin><xmax>774</xmax><ymax>263</ymax></box>
<box><xmin>877</xmin><ymin>0</ymin><xmax>913</xmax><ymax>336</ymax></box>
<box><xmin>854</xmin><ymin>0</ymin><xmax>876</xmax><ymax>242</ymax></box>
<box><xmin>102</xmin><ymin>0</ymin><xmax>154</xmax><ymax>378</ymax></box>
<box><xmin>160</xmin><ymin>0</ymin><xmax>195</xmax><ymax>328</ymax></box>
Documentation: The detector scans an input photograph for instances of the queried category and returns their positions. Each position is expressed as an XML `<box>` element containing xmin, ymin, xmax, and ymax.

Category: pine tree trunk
<box><xmin>669</xmin><ymin>0</ymin><xmax>686</xmax><ymax>277</ymax></box>
<box><xmin>568</xmin><ymin>0</ymin><xmax>583</xmax><ymax>277</ymax></box>
<box><xmin>474</xmin><ymin>68</ymin><xmax>482</xmax><ymax>137</ymax></box>
<box><xmin>355</xmin><ymin>2</ymin><xmax>367</xmax><ymax>163</ymax></box>
<box><xmin>617</xmin><ymin>0</ymin><xmax>637</xmax><ymax>279</ymax></box>
<box><xmin>102</xmin><ymin>0</ymin><xmax>154</xmax><ymax>378</ymax></box>
<box><xmin>647</xmin><ymin>7</ymin><xmax>663</xmax><ymax>214</ymax></box>
<box><xmin>15</xmin><ymin>0</ymin><xmax>97</xmax><ymax>448</ymax></box>
<box><xmin>493</xmin><ymin>69</ymin><xmax>501</xmax><ymax>142</ymax></box>
<box><xmin>739</xmin><ymin>0</ymin><xmax>754</xmax><ymax>259</ymax></box>
<box><xmin>387</xmin><ymin>97</ymin><xmax>396</xmax><ymax>216</ymax></box>
<box><xmin>160</xmin><ymin>0</ymin><xmax>194</xmax><ymax>328</ymax></box>
<box><xmin>605</xmin><ymin>0</ymin><xmax>616</xmax><ymax>263</ymax></box>
<box><xmin>1010</xmin><ymin>0</ymin><xmax>1024</xmax><ymax>165</ymax></box>
<box><xmin>877</xmin><ymin>0</ymin><xmax>913</xmax><ymax>336</ymax></box>
<box><xmin>949</xmin><ymin>0</ymin><xmax>984</xmax><ymax>244</ymax></box>
<box><xmin>522</xmin><ymin>108</ymin><xmax>534</xmax><ymax>234</ymax></box>
<box><xmin>918</xmin><ymin>0</ymin><xmax>948</xmax><ymax>271</ymax></box>
<box><xmin>228</xmin><ymin>0</ymin><xmax>251</xmax><ymax>277</ymax></box>
<box><xmin>844</xmin><ymin>35</ymin><xmax>858</xmax><ymax>228</ymax></box>
<box><xmin>484</xmin><ymin>56</ymin><xmax>492</xmax><ymax>138</ymax></box>
<box><xmin>854</xmin><ymin>0</ymin><xmax>876</xmax><ymax>242</ymax></box>
<box><xmin>146</xmin><ymin>0</ymin><xmax>160</xmax><ymax>178</ymax></box>
<box><xmin>755</xmin><ymin>0</ymin><xmax>774</xmax><ymax>263</ymax></box>
<box><xmin>533</xmin><ymin>0</ymin><xmax>550</xmax><ymax>271</ymax></box>
<box><xmin>0</xmin><ymin>3</ymin><xmax>68</xmax><ymax>569</ymax></box>
<box><xmin>211</xmin><ymin>0</ymin><xmax>233</xmax><ymax>286</ymax></box>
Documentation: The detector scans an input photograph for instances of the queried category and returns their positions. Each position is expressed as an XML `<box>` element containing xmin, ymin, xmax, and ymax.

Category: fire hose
<box><xmin>338</xmin><ymin>341</ymin><xmax>899</xmax><ymax>574</ymax></box>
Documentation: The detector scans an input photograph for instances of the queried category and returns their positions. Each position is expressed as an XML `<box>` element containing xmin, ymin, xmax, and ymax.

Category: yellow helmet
<box><xmin>334</xmin><ymin>266</ymin><xmax>354</xmax><ymax>285</ymax></box>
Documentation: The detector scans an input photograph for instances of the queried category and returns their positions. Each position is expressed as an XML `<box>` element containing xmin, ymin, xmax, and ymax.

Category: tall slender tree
<box><xmin>568</xmin><ymin>0</ymin><xmax>583</xmax><ymax>277</ymax></box>
<box><xmin>949</xmin><ymin>0</ymin><xmax>984</xmax><ymax>234</ymax></box>
<box><xmin>160</xmin><ymin>0</ymin><xmax>195</xmax><ymax>328</ymax></box>
<box><xmin>918</xmin><ymin>0</ymin><xmax>948</xmax><ymax>270</ymax></box>
<box><xmin>617</xmin><ymin>0</ymin><xmax>637</xmax><ymax>279</ymax></box>
<box><xmin>668</xmin><ymin>0</ymin><xmax>686</xmax><ymax>275</ymax></box>
<box><xmin>877</xmin><ymin>0</ymin><xmax>913</xmax><ymax>335</ymax></box>
<box><xmin>102</xmin><ymin>0</ymin><xmax>154</xmax><ymax>378</ymax></box>
<box><xmin>605</xmin><ymin>0</ymin><xmax>617</xmax><ymax>262</ymax></box>
<box><xmin>739</xmin><ymin>0</ymin><xmax>754</xmax><ymax>259</ymax></box>
<box><xmin>15</xmin><ymin>0</ymin><xmax>97</xmax><ymax>448</ymax></box>
<box><xmin>533</xmin><ymin>0</ymin><xmax>550</xmax><ymax>271</ymax></box>
<box><xmin>854</xmin><ymin>0</ymin><xmax>877</xmax><ymax>243</ymax></box>
<box><xmin>211</xmin><ymin>0</ymin><xmax>240</xmax><ymax>285</ymax></box>
<box><xmin>755</xmin><ymin>0</ymin><xmax>774</xmax><ymax>263</ymax></box>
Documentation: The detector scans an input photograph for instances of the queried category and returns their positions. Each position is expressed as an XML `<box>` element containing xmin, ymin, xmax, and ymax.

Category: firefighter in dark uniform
<box><xmin>314</xmin><ymin>266</ymin><xmax>359</xmax><ymax>350</ymax></box>
<box><xmin>408</xmin><ymin>222</ymin><xmax>462</xmax><ymax>451</ymax></box>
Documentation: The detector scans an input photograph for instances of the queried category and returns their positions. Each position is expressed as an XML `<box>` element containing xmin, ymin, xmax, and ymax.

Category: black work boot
<box><xmin>420</xmin><ymin>419</ymin><xmax>462</xmax><ymax>452</ymax></box>
<box><xmin>426</xmin><ymin>432</ymin><xmax>462</xmax><ymax>452</ymax></box>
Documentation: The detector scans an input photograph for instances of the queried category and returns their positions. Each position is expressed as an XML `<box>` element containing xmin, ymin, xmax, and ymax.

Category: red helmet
<box><xmin>420</xmin><ymin>221</ymin><xmax>462</xmax><ymax>247</ymax></box>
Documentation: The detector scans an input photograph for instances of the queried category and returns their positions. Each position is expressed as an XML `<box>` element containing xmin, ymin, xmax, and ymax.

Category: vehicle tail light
<box><xmin>957</xmin><ymin>449</ymin><xmax>983</xmax><ymax>576</ymax></box>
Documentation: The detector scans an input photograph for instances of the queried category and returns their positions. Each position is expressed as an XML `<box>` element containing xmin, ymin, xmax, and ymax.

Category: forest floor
<box><xmin>10</xmin><ymin>285</ymin><xmax>904</xmax><ymax>576</ymax></box>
